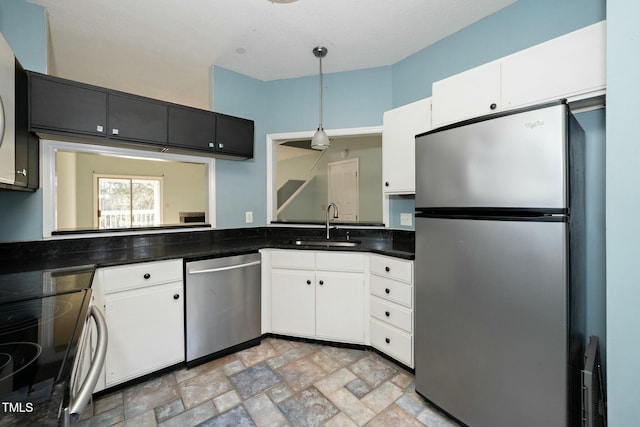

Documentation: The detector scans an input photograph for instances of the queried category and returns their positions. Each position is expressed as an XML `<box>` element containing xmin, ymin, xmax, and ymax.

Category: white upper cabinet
<box><xmin>382</xmin><ymin>97</ymin><xmax>432</xmax><ymax>194</ymax></box>
<box><xmin>431</xmin><ymin>61</ymin><xmax>501</xmax><ymax>129</ymax></box>
<box><xmin>502</xmin><ymin>21</ymin><xmax>606</xmax><ymax>110</ymax></box>
<box><xmin>431</xmin><ymin>20</ymin><xmax>606</xmax><ymax>129</ymax></box>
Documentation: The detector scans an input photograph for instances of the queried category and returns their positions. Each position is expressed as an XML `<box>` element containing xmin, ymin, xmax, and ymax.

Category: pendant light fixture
<box><xmin>311</xmin><ymin>46</ymin><xmax>330</xmax><ymax>150</ymax></box>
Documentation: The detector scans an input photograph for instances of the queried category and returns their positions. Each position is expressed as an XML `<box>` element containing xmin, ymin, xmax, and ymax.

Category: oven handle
<box><xmin>67</xmin><ymin>305</ymin><xmax>108</xmax><ymax>420</ymax></box>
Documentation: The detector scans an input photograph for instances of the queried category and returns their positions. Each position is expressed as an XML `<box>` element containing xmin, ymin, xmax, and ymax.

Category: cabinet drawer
<box><xmin>103</xmin><ymin>259</ymin><xmax>183</xmax><ymax>293</ymax></box>
<box><xmin>370</xmin><ymin>274</ymin><xmax>412</xmax><ymax>308</ymax></box>
<box><xmin>370</xmin><ymin>296</ymin><xmax>412</xmax><ymax>333</ymax></box>
<box><xmin>316</xmin><ymin>252</ymin><xmax>364</xmax><ymax>272</ymax></box>
<box><xmin>370</xmin><ymin>318</ymin><xmax>412</xmax><ymax>367</ymax></box>
<box><xmin>271</xmin><ymin>250</ymin><xmax>315</xmax><ymax>270</ymax></box>
<box><xmin>370</xmin><ymin>255</ymin><xmax>412</xmax><ymax>283</ymax></box>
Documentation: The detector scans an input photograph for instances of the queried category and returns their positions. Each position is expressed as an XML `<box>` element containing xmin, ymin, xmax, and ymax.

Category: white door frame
<box><xmin>328</xmin><ymin>158</ymin><xmax>359</xmax><ymax>221</ymax></box>
<box><xmin>266</xmin><ymin>126</ymin><xmax>384</xmax><ymax>225</ymax></box>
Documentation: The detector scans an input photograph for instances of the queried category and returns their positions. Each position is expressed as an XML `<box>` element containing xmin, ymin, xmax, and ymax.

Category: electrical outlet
<box><xmin>400</xmin><ymin>213</ymin><xmax>413</xmax><ymax>226</ymax></box>
<box><xmin>245</xmin><ymin>211</ymin><xmax>253</xmax><ymax>224</ymax></box>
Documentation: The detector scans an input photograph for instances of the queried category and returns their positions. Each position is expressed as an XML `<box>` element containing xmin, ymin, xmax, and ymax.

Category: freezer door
<box><xmin>416</xmin><ymin>104</ymin><xmax>568</xmax><ymax>210</ymax></box>
<box><xmin>414</xmin><ymin>217</ymin><xmax>569</xmax><ymax>427</ymax></box>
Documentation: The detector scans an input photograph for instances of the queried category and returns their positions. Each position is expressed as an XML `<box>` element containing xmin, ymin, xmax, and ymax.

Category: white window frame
<box><xmin>265</xmin><ymin>126</ymin><xmax>387</xmax><ymax>226</ymax></box>
<box><xmin>41</xmin><ymin>139</ymin><xmax>216</xmax><ymax>239</ymax></box>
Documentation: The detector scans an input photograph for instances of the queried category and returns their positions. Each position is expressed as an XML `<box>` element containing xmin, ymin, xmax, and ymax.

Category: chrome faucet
<box><xmin>326</xmin><ymin>203</ymin><xmax>339</xmax><ymax>239</ymax></box>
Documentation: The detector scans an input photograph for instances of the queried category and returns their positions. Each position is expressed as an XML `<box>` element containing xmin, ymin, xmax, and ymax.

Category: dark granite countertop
<box><xmin>0</xmin><ymin>226</ymin><xmax>414</xmax><ymax>274</ymax></box>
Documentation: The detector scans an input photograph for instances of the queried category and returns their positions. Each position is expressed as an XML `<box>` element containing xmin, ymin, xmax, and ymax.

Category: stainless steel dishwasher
<box><xmin>185</xmin><ymin>253</ymin><xmax>261</xmax><ymax>365</ymax></box>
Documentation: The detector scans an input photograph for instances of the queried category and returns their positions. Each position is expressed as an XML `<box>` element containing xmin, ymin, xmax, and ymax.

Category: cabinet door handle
<box><xmin>385</xmin><ymin>288</ymin><xmax>390</xmax><ymax>294</ymax></box>
<box><xmin>143</xmin><ymin>273</ymin><xmax>151</xmax><ymax>279</ymax></box>
<box><xmin>385</xmin><ymin>338</ymin><xmax>391</xmax><ymax>344</ymax></box>
<box><xmin>16</xmin><ymin>169</ymin><xmax>27</xmax><ymax>176</ymax></box>
<box><xmin>173</xmin><ymin>294</ymin><xmax>180</xmax><ymax>300</ymax></box>
<box><xmin>112</xmin><ymin>128</ymin><xmax>119</xmax><ymax>135</ymax></box>
<box><xmin>385</xmin><ymin>181</ymin><xmax>390</xmax><ymax>187</ymax></box>
<box><xmin>96</xmin><ymin>125</ymin><xmax>104</xmax><ymax>133</ymax></box>
<box><xmin>490</xmin><ymin>103</ymin><xmax>497</xmax><ymax>110</ymax></box>
<box><xmin>306</xmin><ymin>280</ymin><xmax>311</xmax><ymax>285</ymax></box>
<box><xmin>319</xmin><ymin>280</ymin><xmax>324</xmax><ymax>286</ymax></box>
<box><xmin>385</xmin><ymin>266</ymin><xmax>390</xmax><ymax>273</ymax></box>
<box><xmin>209</xmin><ymin>142</ymin><xmax>215</xmax><ymax>148</ymax></box>
<box><xmin>385</xmin><ymin>311</ymin><xmax>390</xmax><ymax>317</ymax></box>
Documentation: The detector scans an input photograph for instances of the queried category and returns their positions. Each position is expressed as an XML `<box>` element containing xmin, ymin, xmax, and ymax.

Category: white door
<box><xmin>328</xmin><ymin>159</ymin><xmax>358</xmax><ymax>221</ymax></box>
<box><xmin>431</xmin><ymin>60</ymin><xmax>501</xmax><ymax>128</ymax></box>
<box><xmin>104</xmin><ymin>282</ymin><xmax>184</xmax><ymax>387</ymax></box>
<box><xmin>315</xmin><ymin>272</ymin><xmax>364</xmax><ymax>343</ymax></box>
<box><xmin>271</xmin><ymin>269</ymin><xmax>316</xmax><ymax>337</ymax></box>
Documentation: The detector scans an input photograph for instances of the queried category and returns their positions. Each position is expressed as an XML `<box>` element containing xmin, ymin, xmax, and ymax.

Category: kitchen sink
<box><xmin>292</xmin><ymin>239</ymin><xmax>361</xmax><ymax>248</ymax></box>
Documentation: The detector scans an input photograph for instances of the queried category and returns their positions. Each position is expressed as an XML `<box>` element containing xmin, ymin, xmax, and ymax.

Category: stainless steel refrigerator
<box><xmin>414</xmin><ymin>101</ymin><xmax>586</xmax><ymax>427</ymax></box>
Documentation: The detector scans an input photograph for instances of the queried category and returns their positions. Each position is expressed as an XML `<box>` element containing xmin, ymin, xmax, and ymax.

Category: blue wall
<box><xmin>576</xmin><ymin>108</ymin><xmax>607</xmax><ymax>371</ymax></box>
<box><xmin>212</xmin><ymin>67</ymin><xmax>269</xmax><ymax>229</ymax></box>
<box><xmin>0</xmin><ymin>0</ymin><xmax>47</xmax><ymax>242</ymax></box>
<box><xmin>606</xmin><ymin>0</ymin><xmax>640</xmax><ymax>424</ymax></box>
<box><xmin>212</xmin><ymin>65</ymin><xmax>392</xmax><ymax>229</ymax></box>
<box><xmin>0</xmin><ymin>0</ymin><xmax>47</xmax><ymax>73</ymax></box>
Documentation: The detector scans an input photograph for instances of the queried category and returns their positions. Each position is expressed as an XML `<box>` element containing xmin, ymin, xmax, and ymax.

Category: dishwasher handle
<box><xmin>188</xmin><ymin>260</ymin><xmax>261</xmax><ymax>275</ymax></box>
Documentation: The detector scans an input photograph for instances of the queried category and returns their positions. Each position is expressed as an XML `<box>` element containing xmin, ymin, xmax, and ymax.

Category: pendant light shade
<box><xmin>311</xmin><ymin>128</ymin><xmax>330</xmax><ymax>150</ymax></box>
<box><xmin>311</xmin><ymin>46</ymin><xmax>329</xmax><ymax>150</ymax></box>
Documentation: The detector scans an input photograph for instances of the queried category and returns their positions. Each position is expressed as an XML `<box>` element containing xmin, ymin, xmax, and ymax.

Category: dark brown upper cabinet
<box><xmin>167</xmin><ymin>105</ymin><xmax>254</xmax><ymax>159</ymax></box>
<box><xmin>214</xmin><ymin>113</ymin><xmax>254</xmax><ymax>159</ymax></box>
<box><xmin>28</xmin><ymin>73</ymin><xmax>107</xmax><ymax>137</ymax></box>
<box><xmin>167</xmin><ymin>104</ymin><xmax>216</xmax><ymax>152</ymax></box>
<box><xmin>108</xmin><ymin>92</ymin><xmax>168</xmax><ymax>146</ymax></box>
<box><xmin>26</xmin><ymin>71</ymin><xmax>254</xmax><ymax>159</ymax></box>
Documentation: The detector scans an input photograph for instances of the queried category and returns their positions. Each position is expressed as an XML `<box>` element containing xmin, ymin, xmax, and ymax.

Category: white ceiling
<box><xmin>28</xmin><ymin>0</ymin><xmax>516</xmax><ymax>109</ymax></box>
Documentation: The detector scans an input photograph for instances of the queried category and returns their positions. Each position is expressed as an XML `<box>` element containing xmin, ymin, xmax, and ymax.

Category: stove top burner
<box><xmin>0</xmin><ymin>299</ymin><xmax>73</xmax><ymax>337</ymax></box>
<box><xmin>0</xmin><ymin>342</ymin><xmax>42</xmax><ymax>382</ymax></box>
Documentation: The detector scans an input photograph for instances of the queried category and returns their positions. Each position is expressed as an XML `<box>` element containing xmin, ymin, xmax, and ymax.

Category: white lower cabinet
<box><xmin>268</xmin><ymin>250</ymin><xmax>366</xmax><ymax>344</ymax></box>
<box><xmin>368</xmin><ymin>254</ymin><xmax>414</xmax><ymax>367</ymax></box>
<box><xmin>271</xmin><ymin>269</ymin><xmax>315</xmax><ymax>337</ymax></box>
<box><xmin>264</xmin><ymin>249</ymin><xmax>415</xmax><ymax>367</ymax></box>
<box><xmin>98</xmin><ymin>259</ymin><xmax>184</xmax><ymax>387</ymax></box>
<box><xmin>315</xmin><ymin>272</ymin><xmax>364</xmax><ymax>342</ymax></box>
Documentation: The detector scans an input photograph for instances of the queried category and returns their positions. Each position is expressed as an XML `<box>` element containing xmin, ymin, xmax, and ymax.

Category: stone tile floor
<box><xmin>80</xmin><ymin>338</ymin><xmax>460</xmax><ymax>427</ymax></box>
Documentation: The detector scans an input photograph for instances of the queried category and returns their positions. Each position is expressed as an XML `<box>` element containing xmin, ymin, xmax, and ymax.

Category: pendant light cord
<box><xmin>318</xmin><ymin>55</ymin><xmax>323</xmax><ymax>129</ymax></box>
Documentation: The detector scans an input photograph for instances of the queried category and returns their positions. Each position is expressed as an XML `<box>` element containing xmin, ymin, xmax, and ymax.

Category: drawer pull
<box><xmin>173</xmin><ymin>294</ymin><xmax>180</xmax><ymax>300</ymax></box>
<box><xmin>385</xmin><ymin>288</ymin><xmax>390</xmax><ymax>294</ymax></box>
<box><xmin>319</xmin><ymin>280</ymin><xmax>324</xmax><ymax>286</ymax></box>
<box><xmin>385</xmin><ymin>338</ymin><xmax>391</xmax><ymax>344</ymax></box>
<box><xmin>385</xmin><ymin>311</ymin><xmax>390</xmax><ymax>317</ymax></box>
<box><xmin>306</xmin><ymin>280</ymin><xmax>312</xmax><ymax>285</ymax></box>
<box><xmin>143</xmin><ymin>273</ymin><xmax>151</xmax><ymax>279</ymax></box>
<box><xmin>385</xmin><ymin>266</ymin><xmax>390</xmax><ymax>272</ymax></box>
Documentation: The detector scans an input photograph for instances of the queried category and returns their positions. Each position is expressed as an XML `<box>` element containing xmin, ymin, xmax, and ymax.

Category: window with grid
<box><xmin>96</xmin><ymin>175</ymin><xmax>163</xmax><ymax>229</ymax></box>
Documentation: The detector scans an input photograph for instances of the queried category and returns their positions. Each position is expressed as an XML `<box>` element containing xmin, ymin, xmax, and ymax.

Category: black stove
<box><xmin>0</xmin><ymin>265</ymin><xmax>94</xmax><ymax>426</ymax></box>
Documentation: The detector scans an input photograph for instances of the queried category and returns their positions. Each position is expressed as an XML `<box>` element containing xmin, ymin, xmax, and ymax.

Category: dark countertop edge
<box><xmin>95</xmin><ymin>242</ymin><xmax>414</xmax><ymax>268</ymax></box>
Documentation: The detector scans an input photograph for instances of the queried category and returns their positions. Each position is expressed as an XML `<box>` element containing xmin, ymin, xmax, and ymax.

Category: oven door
<box><xmin>62</xmin><ymin>305</ymin><xmax>107</xmax><ymax>425</ymax></box>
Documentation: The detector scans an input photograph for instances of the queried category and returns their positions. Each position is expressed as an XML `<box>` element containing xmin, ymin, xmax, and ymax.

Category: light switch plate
<box><xmin>245</xmin><ymin>211</ymin><xmax>254</xmax><ymax>223</ymax></box>
<box><xmin>400</xmin><ymin>213</ymin><xmax>413</xmax><ymax>226</ymax></box>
